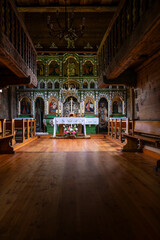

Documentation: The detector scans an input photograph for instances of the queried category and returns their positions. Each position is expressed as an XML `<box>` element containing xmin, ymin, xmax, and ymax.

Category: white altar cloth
<box><xmin>49</xmin><ymin>117</ymin><xmax>99</xmax><ymax>137</ymax></box>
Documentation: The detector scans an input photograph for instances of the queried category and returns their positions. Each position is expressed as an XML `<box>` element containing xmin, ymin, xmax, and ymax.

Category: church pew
<box><xmin>28</xmin><ymin>119</ymin><xmax>36</xmax><ymax>138</ymax></box>
<box><xmin>116</xmin><ymin>119</ymin><xmax>132</xmax><ymax>142</ymax></box>
<box><xmin>15</xmin><ymin>119</ymin><xmax>36</xmax><ymax>142</ymax></box>
<box><xmin>31</xmin><ymin>119</ymin><xmax>36</xmax><ymax>137</ymax></box>
<box><xmin>0</xmin><ymin>119</ymin><xmax>15</xmax><ymax>154</ymax></box>
<box><xmin>108</xmin><ymin>118</ymin><xmax>132</xmax><ymax>142</ymax></box>
<box><xmin>0</xmin><ymin>119</ymin><xmax>6</xmax><ymax>137</ymax></box>
<box><xmin>123</xmin><ymin>121</ymin><xmax>160</xmax><ymax>152</ymax></box>
<box><xmin>6</xmin><ymin>119</ymin><xmax>16</xmax><ymax>146</ymax></box>
<box><xmin>108</xmin><ymin>119</ymin><xmax>115</xmax><ymax>137</ymax></box>
<box><xmin>15</xmin><ymin>119</ymin><xmax>27</xmax><ymax>142</ymax></box>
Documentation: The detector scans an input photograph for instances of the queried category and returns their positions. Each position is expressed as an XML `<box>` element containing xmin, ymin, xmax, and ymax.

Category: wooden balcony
<box><xmin>98</xmin><ymin>0</ymin><xmax>160</xmax><ymax>86</ymax></box>
<box><xmin>0</xmin><ymin>0</ymin><xmax>37</xmax><ymax>88</ymax></box>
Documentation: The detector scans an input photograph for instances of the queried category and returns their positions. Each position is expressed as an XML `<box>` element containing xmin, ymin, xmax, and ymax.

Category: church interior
<box><xmin>0</xmin><ymin>0</ymin><xmax>160</xmax><ymax>239</ymax></box>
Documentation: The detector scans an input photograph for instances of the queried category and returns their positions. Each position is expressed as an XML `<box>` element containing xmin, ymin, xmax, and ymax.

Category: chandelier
<box><xmin>47</xmin><ymin>0</ymin><xmax>85</xmax><ymax>49</ymax></box>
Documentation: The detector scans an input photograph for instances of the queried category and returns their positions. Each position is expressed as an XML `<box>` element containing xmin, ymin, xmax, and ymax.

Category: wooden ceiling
<box><xmin>16</xmin><ymin>0</ymin><xmax>119</xmax><ymax>7</ymax></box>
<box><xmin>16</xmin><ymin>0</ymin><xmax>120</xmax><ymax>52</ymax></box>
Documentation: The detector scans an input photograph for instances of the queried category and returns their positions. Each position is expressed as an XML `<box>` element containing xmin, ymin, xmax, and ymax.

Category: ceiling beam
<box><xmin>36</xmin><ymin>49</ymin><xmax>97</xmax><ymax>54</ymax></box>
<box><xmin>17</xmin><ymin>6</ymin><xmax>117</xmax><ymax>13</ymax></box>
<box><xmin>0</xmin><ymin>76</ymin><xmax>31</xmax><ymax>88</ymax></box>
<box><xmin>103</xmin><ymin>69</ymin><xmax>137</xmax><ymax>87</ymax></box>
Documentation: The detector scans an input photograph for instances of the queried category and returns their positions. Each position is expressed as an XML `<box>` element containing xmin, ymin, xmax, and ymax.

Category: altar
<box><xmin>50</xmin><ymin>117</ymin><xmax>99</xmax><ymax>137</ymax></box>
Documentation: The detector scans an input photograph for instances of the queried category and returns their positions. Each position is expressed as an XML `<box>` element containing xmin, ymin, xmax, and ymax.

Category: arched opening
<box><xmin>49</xmin><ymin>60</ymin><xmax>60</xmax><ymax>76</ymax></box>
<box><xmin>47</xmin><ymin>81</ymin><xmax>52</xmax><ymax>89</ymax></box>
<box><xmin>63</xmin><ymin>96</ymin><xmax>80</xmax><ymax>117</ymax></box>
<box><xmin>48</xmin><ymin>97</ymin><xmax>58</xmax><ymax>114</ymax></box>
<box><xmin>112</xmin><ymin>96</ymin><xmax>123</xmax><ymax>115</ymax></box>
<box><xmin>63</xmin><ymin>57</ymin><xmax>79</xmax><ymax>77</ymax></box>
<box><xmin>90</xmin><ymin>81</ymin><xmax>95</xmax><ymax>89</ymax></box>
<box><xmin>40</xmin><ymin>81</ymin><xmax>45</xmax><ymax>89</ymax></box>
<box><xmin>83</xmin><ymin>81</ymin><xmax>88</xmax><ymax>89</ymax></box>
<box><xmin>62</xmin><ymin>80</ymin><xmax>80</xmax><ymax>89</ymax></box>
<box><xmin>83</xmin><ymin>60</ymin><xmax>94</xmax><ymax>76</ymax></box>
<box><xmin>20</xmin><ymin>97</ymin><xmax>31</xmax><ymax>116</ymax></box>
<box><xmin>37</xmin><ymin>61</ymin><xmax>44</xmax><ymax>76</ymax></box>
<box><xmin>54</xmin><ymin>81</ymin><xmax>60</xmax><ymax>89</ymax></box>
<box><xmin>85</xmin><ymin>97</ymin><xmax>95</xmax><ymax>114</ymax></box>
<box><xmin>35</xmin><ymin>97</ymin><xmax>44</xmax><ymax>132</ymax></box>
<box><xmin>98</xmin><ymin>98</ymin><xmax>108</xmax><ymax>133</ymax></box>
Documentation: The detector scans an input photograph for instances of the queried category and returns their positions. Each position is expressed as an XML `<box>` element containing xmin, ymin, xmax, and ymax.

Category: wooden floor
<box><xmin>0</xmin><ymin>136</ymin><xmax>160</xmax><ymax>240</ymax></box>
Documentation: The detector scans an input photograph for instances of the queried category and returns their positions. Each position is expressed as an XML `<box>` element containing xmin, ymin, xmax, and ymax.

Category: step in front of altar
<box><xmin>50</xmin><ymin>135</ymin><xmax>91</xmax><ymax>139</ymax></box>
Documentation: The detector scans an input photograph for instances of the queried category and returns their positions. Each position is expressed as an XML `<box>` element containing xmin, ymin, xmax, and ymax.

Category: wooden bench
<box><xmin>6</xmin><ymin>119</ymin><xmax>16</xmax><ymax>145</ymax></box>
<box><xmin>15</xmin><ymin>119</ymin><xmax>27</xmax><ymax>142</ymax></box>
<box><xmin>0</xmin><ymin>119</ymin><xmax>15</xmax><ymax>154</ymax></box>
<box><xmin>30</xmin><ymin>119</ymin><xmax>36</xmax><ymax>137</ymax></box>
<box><xmin>15</xmin><ymin>119</ymin><xmax>36</xmax><ymax>142</ymax></box>
<box><xmin>122</xmin><ymin>121</ymin><xmax>160</xmax><ymax>152</ymax></box>
<box><xmin>108</xmin><ymin>118</ymin><xmax>132</xmax><ymax>142</ymax></box>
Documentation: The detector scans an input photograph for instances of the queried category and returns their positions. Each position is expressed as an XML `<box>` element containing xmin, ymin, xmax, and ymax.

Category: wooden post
<box><xmin>115</xmin><ymin>119</ymin><xmax>118</xmax><ymax>139</ymax></box>
<box><xmin>119</xmin><ymin>119</ymin><xmax>122</xmax><ymax>141</ymax></box>
<box><xmin>108</xmin><ymin>119</ymin><xmax>111</xmax><ymax>136</ymax></box>
<box><xmin>0</xmin><ymin>121</ymin><xmax>2</xmax><ymax>134</ymax></box>
<box><xmin>27</xmin><ymin>119</ymin><xmax>29</xmax><ymax>139</ymax></box>
<box><xmin>111</xmin><ymin>119</ymin><xmax>114</xmax><ymax>137</ymax></box>
<box><xmin>1</xmin><ymin>119</ymin><xmax>6</xmax><ymax>137</ymax></box>
<box><xmin>10</xmin><ymin>119</ymin><xmax>16</xmax><ymax>145</ymax></box>
<box><xmin>22</xmin><ymin>119</ymin><xmax>25</xmax><ymax>142</ymax></box>
<box><xmin>30</xmin><ymin>120</ymin><xmax>33</xmax><ymax>137</ymax></box>
<box><xmin>125</xmin><ymin>118</ymin><xmax>129</xmax><ymax>134</ymax></box>
<box><xmin>130</xmin><ymin>87</ymin><xmax>134</xmax><ymax>120</ymax></box>
<box><xmin>34</xmin><ymin>120</ymin><xmax>36</xmax><ymax>136</ymax></box>
<box><xmin>0</xmin><ymin>119</ymin><xmax>6</xmax><ymax>137</ymax></box>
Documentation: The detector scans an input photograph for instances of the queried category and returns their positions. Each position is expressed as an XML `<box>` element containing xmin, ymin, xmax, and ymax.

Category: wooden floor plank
<box><xmin>0</xmin><ymin>137</ymin><xmax>160</xmax><ymax>240</ymax></box>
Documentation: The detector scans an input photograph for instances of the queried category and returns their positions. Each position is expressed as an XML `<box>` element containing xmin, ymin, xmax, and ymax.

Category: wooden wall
<box><xmin>126</xmin><ymin>88</ymin><xmax>131</xmax><ymax>119</ymax></box>
<box><xmin>0</xmin><ymin>87</ymin><xmax>17</xmax><ymax>119</ymax></box>
<box><xmin>134</xmin><ymin>55</ymin><xmax>160</xmax><ymax>120</ymax></box>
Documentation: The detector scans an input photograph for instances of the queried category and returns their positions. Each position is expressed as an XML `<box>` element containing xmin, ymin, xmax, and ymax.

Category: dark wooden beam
<box><xmin>17</xmin><ymin>6</ymin><xmax>117</xmax><ymax>13</ymax></box>
<box><xmin>37</xmin><ymin>49</ymin><xmax>97</xmax><ymax>54</ymax></box>
<box><xmin>103</xmin><ymin>69</ymin><xmax>137</xmax><ymax>87</ymax></box>
<box><xmin>0</xmin><ymin>76</ymin><xmax>31</xmax><ymax>88</ymax></box>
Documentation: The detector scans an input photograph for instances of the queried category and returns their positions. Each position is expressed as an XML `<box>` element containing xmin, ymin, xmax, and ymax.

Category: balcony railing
<box><xmin>97</xmin><ymin>0</ymin><xmax>159</xmax><ymax>80</ymax></box>
<box><xmin>0</xmin><ymin>0</ymin><xmax>37</xmax><ymax>87</ymax></box>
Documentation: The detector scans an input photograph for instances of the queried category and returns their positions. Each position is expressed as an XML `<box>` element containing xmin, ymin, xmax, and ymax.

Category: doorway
<box><xmin>35</xmin><ymin>97</ymin><xmax>44</xmax><ymax>132</ymax></box>
<box><xmin>98</xmin><ymin>98</ymin><xmax>108</xmax><ymax>133</ymax></box>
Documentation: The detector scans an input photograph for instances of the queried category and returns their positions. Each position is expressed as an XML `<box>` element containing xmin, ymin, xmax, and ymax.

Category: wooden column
<box><xmin>130</xmin><ymin>87</ymin><xmax>134</xmax><ymax>120</ymax></box>
<box><xmin>8</xmin><ymin>87</ymin><xmax>14</xmax><ymax>119</ymax></box>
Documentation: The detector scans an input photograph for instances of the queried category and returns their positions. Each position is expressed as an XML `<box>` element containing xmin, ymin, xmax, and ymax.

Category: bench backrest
<box><xmin>15</xmin><ymin>119</ymin><xmax>26</xmax><ymax>128</ymax></box>
<box><xmin>134</xmin><ymin>121</ymin><xmax>160</xmax><ymax>136</ymax></box>
<box><xmin>0</xmin><ymin>119</ymin><xmax>6</xmax><ymax>136</ymax></box>
<box><xmin>6</xmin><ymin>119</ymin><xmax>15</xmax><ymax>135</ymax></box>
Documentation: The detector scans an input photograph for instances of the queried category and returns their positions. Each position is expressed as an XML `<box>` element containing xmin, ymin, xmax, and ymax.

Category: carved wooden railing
<box><xmin>0</xmin><ymin>0</ymin><xmax>37</xmax><ymax>87</ymax></box>
<box><xmin>97</xmin><ymin>0</ymin><xmax>159</xmax><ymax>81</ymax></box>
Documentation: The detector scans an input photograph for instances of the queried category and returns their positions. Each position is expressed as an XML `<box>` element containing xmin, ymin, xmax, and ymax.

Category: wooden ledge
<box><xmin>50</xmin><ymin>135</ymin><xmax>91</xmax><ymax>139</ymax></box>
<box><xmin>14</xmin><ymin>136</ymin><xmax>38</xmax><ymax>150</ymax></box>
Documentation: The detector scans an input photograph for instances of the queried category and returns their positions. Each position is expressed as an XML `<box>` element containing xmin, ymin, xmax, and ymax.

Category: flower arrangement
<box><xmin>63</xmin><ymin>125</ymin><xmax>78</xmax><ymax>137</ymax></box>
